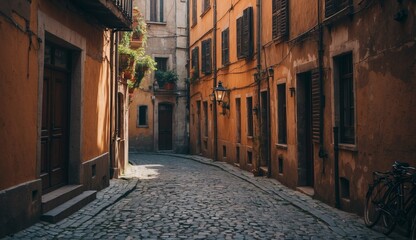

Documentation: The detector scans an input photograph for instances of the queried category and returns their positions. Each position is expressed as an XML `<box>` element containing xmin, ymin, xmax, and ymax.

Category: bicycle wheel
<box><xmin>381</xmin><ymin>187</ymin><xmax>400</xmax><ymax>235</ymax></box>
<box><xmin>364</xmin><ymin>182</ymin><xmax>386</xmax><ymax>227</ymax></box>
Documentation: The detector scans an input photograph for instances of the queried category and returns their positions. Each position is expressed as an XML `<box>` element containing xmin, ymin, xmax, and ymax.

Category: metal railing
<box><xmin>114</xmin><ymin>0</ymin><xmax>133</xmax><ymax>22</ymax></box>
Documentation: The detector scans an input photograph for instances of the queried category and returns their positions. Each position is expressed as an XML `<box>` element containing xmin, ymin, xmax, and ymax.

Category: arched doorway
<box><xmin>158</xmin><ymin>103</ymin><xmax>173</xmax><ymax>150</ymax></box>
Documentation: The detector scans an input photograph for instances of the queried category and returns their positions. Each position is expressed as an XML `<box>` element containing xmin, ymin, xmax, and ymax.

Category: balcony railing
<box><xmin>72</xmin><ymin>0</ymin><xmax>133</xmax><ymax>29</ymax></box>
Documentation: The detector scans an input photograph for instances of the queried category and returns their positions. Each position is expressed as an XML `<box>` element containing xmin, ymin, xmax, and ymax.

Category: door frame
<box><xmin>37</xmin><ymin>12</ymin><xmax>86</xmax><ymax>191</ymax></box>
<box><xmin>296</xmin><ymin>71</ymin><xmax>315</xmax><ymax>187</ymax></box>
<box><xmin>156</xmin><ymin>102</ymin><xmax>174</xmax><ymax>151</ymax></box>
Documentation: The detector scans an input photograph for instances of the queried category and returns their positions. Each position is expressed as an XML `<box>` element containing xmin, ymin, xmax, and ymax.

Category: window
<box><xmin>192</xmin><ymin>0</ymin><xmax>197</xmax><ymax>26</ymax></box>
<box><xmin>137</xmin><ymin>105</ymin><xmax>148</xmax><ymax>127</ymax></box>
<box><xmin>150</xmin><ymin>0</ymin><xmax>164</xmax><ymax>22</ymax></box>
<box><xmin>202</xmin><ymin>0</ymin><xmax>210</xmax><ymax>14</ymax></box>
<box><xmin>155</xmin><ymin>57</ymin><xmax>168</xmax><ymax>71</ymax></box>
<box><xmin>191</xmin><ymin>47</ymin><xmax>200</xmax><ymax>79</ymax></box>
<box><xmin>203</xmin><ymin>101</ymin><xmax>208</xmax><ymax>137</ymax></box>
<box><xmin>277</xmin><ymin>84</ymin><xmax>287</xmax><ymax>144</ymax></box>
<box><xmin>221</xmin><ymin>28</ymin><xmax>230</xmax><ymax>66</ymax></box>
<box><xmin>236</xmin><ymin>7</ymin><xmax>254</xmax><ymax>59</ymax></box>
<box><xmin>325</xmin><ymin>0</ymin><xmax>351</xmax><ymax>18</ymax></box>
<box><xmin>201</xmin><ymin>39</ymin><xmax>212</xmax><ymax>75</ymax></box>
<box><xmin>272</xmin><ymin>0</ymin><xmax>289</xmax><ymax>41</ymax></box>
<box><xmin>236</xmin><ymin>98</ymin><xmax>241</xmax><ymax>143</ymax></box>
<box><xmin>334</xmin><ymin>53</ymin><xmax>355</xmax><ymax>144</ymax></box>
<box><xmin>246</xmin><ymin>97</ymin><xmax>253</xmax><ymax>137</ymax></box>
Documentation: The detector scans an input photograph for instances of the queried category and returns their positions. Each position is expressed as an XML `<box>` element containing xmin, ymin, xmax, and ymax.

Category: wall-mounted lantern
<box><xmin>214</xmin><ymin>81</ymin><xmax>230</xmax><ymax>115</ymax></box>
<box><xmin>289</xmin><ymin>86</ymin><xmax>296</xmax><ymax>97</ymax></box>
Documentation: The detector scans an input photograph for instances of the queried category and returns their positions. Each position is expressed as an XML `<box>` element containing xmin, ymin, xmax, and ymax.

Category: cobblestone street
<box><xmin>5</xmin><ymin>153</ymin><xmax>392</xmax><ymax>239</ymax></box>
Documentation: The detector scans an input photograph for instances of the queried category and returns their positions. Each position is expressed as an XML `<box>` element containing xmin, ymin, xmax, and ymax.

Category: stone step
<box><xmin>42</xmin><ymin>185</ymin><xmax>84</xmax><ymax>213</ymax></box>
<box><xmin>41</xmin><ymin>190</ymin><xmax>97</xmax><ymax>223</ymax></box>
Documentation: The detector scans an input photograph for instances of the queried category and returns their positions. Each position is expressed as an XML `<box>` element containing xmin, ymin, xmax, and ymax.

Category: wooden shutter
<box><xmin>325</xmin><ymin>0</ymin><xmax>336</xmax><ymax>18</ymax></box>
<box><xmin>201</xmin><ymin>42</ymin><xmax>206</xmax><ymax>74</ymax></box>
<box><xmin>205</xmin><ymin>39</ymin><xmax>212</xmax><ymax>74</ymax></box>
<box><xmin>150</xmin><ymin>0</ymin><xmax>157</xmax><ymax>21</ymax></box>
<box><xmin>311</xmin><ymin>68</ymin><xmax>321</xmax><ymax>143</ymax></box>
<box><xmin>201</xmin><ymin>39</ymin><xmax>211</xmax><ymax>74</ymax></box>
<box><xmin>273</xmin><ymin>0</ymin><xmax>288</xmax><ymax>41</ymax></box>
<box><xmin>192</xmin><ymin>47</ymin><xmax>199</xmax><ymax>78</ymax></box>
<box><xmin>236</xmin><ymin>17</ymin><xmax>243</xmax><ymax>58</ymax></box>
<box><xmin>222</xmin><ymin>29</ymin><xmax>229</xmax><ymax>65</ymax></box>
<box><xmin>242</xmin><ymin>7</ymin><xmax>253</xmax><ymax>58</ymax></box>
<box><xmin>192</xmin><ymin>0</ymin><xmax>197</xmax><ymax>25</ymax></box>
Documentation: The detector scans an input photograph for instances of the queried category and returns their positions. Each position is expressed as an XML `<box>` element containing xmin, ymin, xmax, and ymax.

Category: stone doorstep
<box><xmin>42</xmin><ymin>185</ymin><xmax>84</xmax><ymax>213</ymax></box>
<box><xmin>41</xmin><ymin>190</ymin><xmax>97</xmax><ymax>223</ymax></box>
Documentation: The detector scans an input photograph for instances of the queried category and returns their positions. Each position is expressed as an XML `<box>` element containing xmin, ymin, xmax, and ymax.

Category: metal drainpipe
<box><xmin>256</xmin><ymin>0</ymin><xmax>262</xmax><ymax>173</ymax></box>
<box><xmin>110</xmin><ymin>30</ymin><xmax>115</xmax><ymax>178</ymax></box>
<box><xmin>114</xmin><ymin>32</ymin><xmax>120</xmax><ymax>175</ymax></box>
<box><xmin>186</xmin><ymin>0</ymin><xmax>191</xmax><ymax>154</ymax></box>
<box><xmin>334</xmin><ymin>127</ymin><xmax>340</xmax><ymax>208</ymax></box>
<box><xmin>318</xmin><ymin>0</ymin><xmax>338</xmax><ymax>207</ymax></box>
<box><xmin>213</xmin><ymin>0</ymin><xmax>218</xmax><ymax>161</ymax></box>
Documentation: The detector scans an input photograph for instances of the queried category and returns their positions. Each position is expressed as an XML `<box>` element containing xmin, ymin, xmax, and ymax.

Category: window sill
<box><xmin>338</xmin><ymin>143</ymin><xmax>357</xmax><ymax>152</ymax></box>
<box><xmin>147</xmin><ymin>21</ymin><xmax>167</xmax><ymax>26</ymax></box>
<box><xmin>275</xmin><ymin>144</ymin><xmax>288</xmax><ymax>150</ymax></box>
<box><xmin>324</xmin><ymin>5</ymin><xmax>354</xmax><ymax>25</ymax></box>
<box><xmin>137</xmin><ymin>125</ymin><xmax>149</xmax><ymax>128</ymax></box>
<box><xmin>200</xmin><ymin>6</ymin><xmax>211</xmax><ymax>18</ymax></box>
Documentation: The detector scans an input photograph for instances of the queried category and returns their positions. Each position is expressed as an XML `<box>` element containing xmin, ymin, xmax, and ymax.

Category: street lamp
<box><xmin>214</xmin><ymin>81</ymin><xmax>229</xmax><ymax>115</ymax></box>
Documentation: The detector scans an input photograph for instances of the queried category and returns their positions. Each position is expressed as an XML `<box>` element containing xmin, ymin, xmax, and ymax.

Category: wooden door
<box><xmin>158</xmin><ymin>104</ymin><xmax>173</xmax><ymax>150</ymax></box>
<box><xmin>41</xmin><ymin>67</ymin><xmax>69</xmax><ymax>192</ymax></box>
<box><xmin>297</xmin><ymin>72</ymin><xmax>314</xmax><ymax>187</ymax></box>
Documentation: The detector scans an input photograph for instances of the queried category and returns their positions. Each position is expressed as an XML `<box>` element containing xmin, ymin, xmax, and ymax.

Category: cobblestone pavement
<box><xmin>5</xmin><ymin>153</ymin><xmax>395</xmax><ymax>239</ymax></box>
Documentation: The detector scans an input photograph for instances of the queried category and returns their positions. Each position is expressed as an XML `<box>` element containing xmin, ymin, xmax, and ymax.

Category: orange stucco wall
<box><xmin>0</xmin><ymin>0</ymin><xmax>112</xmax><ymax>190</ymax></box>
<box><xmin>0</xmin><ymin>9</ymin><xmax>39</xmax><ymax>190</ymax></box>
<box><xmin>189</xmin><ymin>0</ymin><xmax>416</xmax><ymax>215</ymax></box>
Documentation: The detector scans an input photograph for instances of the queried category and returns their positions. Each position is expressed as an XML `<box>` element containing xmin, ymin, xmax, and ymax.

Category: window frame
<box><xmin>149</xmin><ymin>0</ymin><xmax>164</xmax><ymax>23</ymax></box>
<box><xmin>334</xmin><ymin>52</ymin><xmax>355</xmax><ymax>145</ymax></box>
<box><xmin>277</xmin><ymin>83</ymin><xmax>287</xmax><ymax>144</ymax></box>
<box><xmin>137</xmin><ymin>105</ymin><xmax>149</xmax><ymax>128</ymax></box>
<box><xmin>246</xmin><ymin>96</ymin><xmax>254</xmax><ymax>137</ymax></box>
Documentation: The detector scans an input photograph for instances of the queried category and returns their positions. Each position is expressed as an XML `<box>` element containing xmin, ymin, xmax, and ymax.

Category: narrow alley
<box><xmin>5</xmin><ymin>154</ymin><xmax>391</xmax><ymax>240</ymax></box>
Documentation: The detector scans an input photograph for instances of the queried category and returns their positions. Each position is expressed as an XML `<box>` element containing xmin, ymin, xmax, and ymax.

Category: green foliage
<box><xmin>118</xmin><ymin>9</ymin><xmax>156</xmax><ymax>91</ymax></box>
<box><xmin>155</xmin><ymin>70</ymin><xmax>178</xmax><ymax>87</ymax></box>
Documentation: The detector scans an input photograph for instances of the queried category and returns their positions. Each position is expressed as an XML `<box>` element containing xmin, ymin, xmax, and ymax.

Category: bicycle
<box><xmin>380</xmin><ymin>163</ymin><xmax>416</xmax><ymax>235</ymax></box>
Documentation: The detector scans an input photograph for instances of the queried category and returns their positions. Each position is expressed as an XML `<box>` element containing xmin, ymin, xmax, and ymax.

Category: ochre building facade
<box><xmin>0</xmin><ymin>0</ymin><xmax>132</xmax><ymax>236</ymax></box>
<box><xmin>189</xmin><ymin>0</ymin><xmax>416</xmax><ymax>215</ymax></box>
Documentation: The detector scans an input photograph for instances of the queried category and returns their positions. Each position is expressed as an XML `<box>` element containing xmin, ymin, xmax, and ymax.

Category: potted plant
<box><xmin>155</xmin><ymin>70</ymin><xmax>178</xmax><ymax>90</ymax></box>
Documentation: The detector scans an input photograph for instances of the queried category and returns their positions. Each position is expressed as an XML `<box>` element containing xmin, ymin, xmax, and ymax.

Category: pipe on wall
<box><xmin>213</xmin><ymin>0</ymin><xmax>218</xmax><ymax>161</ymax></box>
<box><xmin>256</xmin><ymin>0</ymin><xmax>262</xmax><ymax>174</ymax></box>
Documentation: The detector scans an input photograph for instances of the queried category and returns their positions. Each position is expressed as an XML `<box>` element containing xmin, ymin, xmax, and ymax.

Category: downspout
<box><xmin>213</xmin><ymin>0</ymin><xmax>218</xmax><ymax>161</ymax></box>
<box><xmin>256</xmin><ymin>0</ymin><xmax>262</xmax><ymax>173</ymax></box>
<box><xmin>186</xmin><ymin>0</ymin><xmax>191</xmax><ymax>154</ymax></box>
<box><xmin>317</xmin><ymin>0</ymin><xmax>338</xmax><ymax>207</ymax></box>
<box><xmin>110</xmin><ymin>30</ymin><xmax>115</xmax><ymax>178</ymax></box>
<box><xmin>113</xmin><ymin>32</ymin><xmax>120</xmax><ymax>177</ymax></box>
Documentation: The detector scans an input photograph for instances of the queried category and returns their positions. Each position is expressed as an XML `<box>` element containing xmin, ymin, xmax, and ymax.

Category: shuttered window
<box><xmin>192</xmin><ymin>0</ymin><xmax>197</xmax><ymax>26</ymax></box>
<box><xmin>325</xmin><ymin>0</ymin><xmax>351</xmax><ymax>18</ymax></box>
<box><xmin>201</xmin><ymin>39</ymin><xmax>212</xmax><ymax>75</ymax></box>
<box><xmin>221</xmin><ymin>28</ymin><xmax>230</xmax><ymax>66</ymax></box>
<box><xmin>272</xmin><ymin>0</ymin><xmax>289</xmax><ymax>41</ymax></box>
<box><xmin>202</xmin><ymin>0</ymin><xmax>210</xmax><ymax>13</ymax></box>
<box><xmin>311</xmin><ymin>68</ymin><xmax>321</xmax><ymax>143</ymax></box>
<box><xmin>191</xmin><ymin>47</ymin><xmax>199</xmax><ymax>79</ymax></box>
<box><xmin>237</xmin><ymin>7</ymin><xmax>254</xmax><ymax>59</ymax></box>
